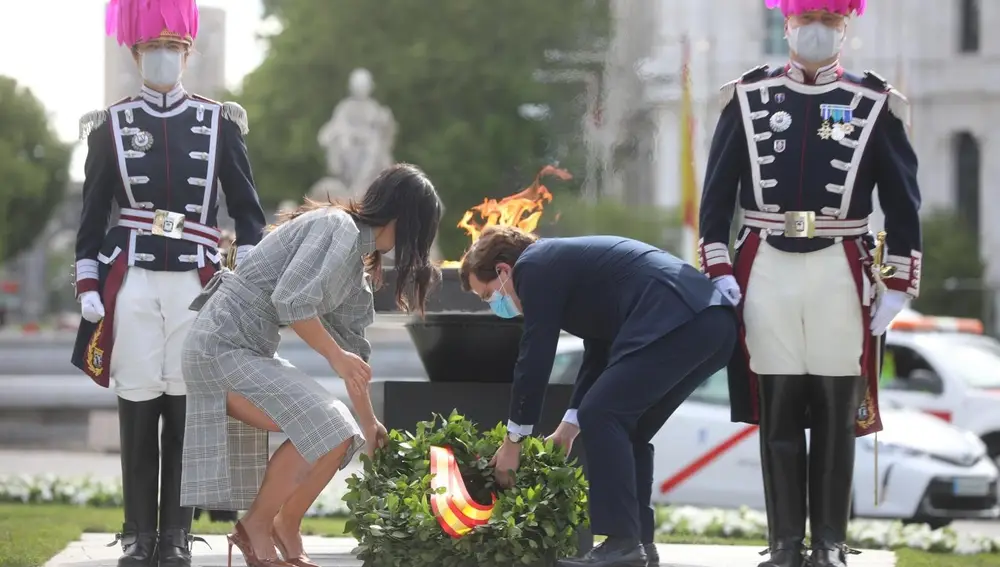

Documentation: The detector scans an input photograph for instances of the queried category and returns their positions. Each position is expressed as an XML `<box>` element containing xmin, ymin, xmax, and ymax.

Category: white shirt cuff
<box><xmin>506</xmin><ymin>420</ymin><xmax>534</xmax><ymax>436</ymax></box>
<box><xmin>561</xmin><ymin>409</ymin><xmax>579</xmax><ymax>426</ymax></box>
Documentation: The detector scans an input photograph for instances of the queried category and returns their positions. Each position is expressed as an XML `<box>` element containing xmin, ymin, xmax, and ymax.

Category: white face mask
<box><xmin>787</xmin><ymin>22</ymin><xmax>845</xmax><ymax>63</ymax></box>
<box><xmin>140</xmin><ymin>48</ymin><xmax>185</xmax><ymax>87</ymax></box>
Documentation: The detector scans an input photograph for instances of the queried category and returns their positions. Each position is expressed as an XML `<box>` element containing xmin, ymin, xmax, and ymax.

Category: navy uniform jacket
<box><xmin>73</xmin><ymin>84</ymin><xmax>267</xmax><ymax>297</ymax></box>
<box><xmin>698</xmin><ymin>62</ymin><xmax>922</xmax><ymax>297</ymax></box>
<box><xmin>506</xmin><ymin>236</ymin><xmax>730</xmax><ymax>434</ymax></box>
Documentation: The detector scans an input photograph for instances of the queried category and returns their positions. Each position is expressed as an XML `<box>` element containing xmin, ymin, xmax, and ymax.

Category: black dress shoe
<box><xmin>643</xmin><ymin>543</ymin><xmax>659</xmax><ymax>567</ymax></box>
<box><xmin>557</xmin><ymin>537</ymin><xmax>647</xmax><ymax>567</ymax></box>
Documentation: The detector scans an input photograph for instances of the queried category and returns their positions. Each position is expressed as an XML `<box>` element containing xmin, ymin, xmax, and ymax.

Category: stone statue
<box><xmin>310</xmin><ymin>69</ymin><xmax>397</xmax><ymax>201</ymax></box>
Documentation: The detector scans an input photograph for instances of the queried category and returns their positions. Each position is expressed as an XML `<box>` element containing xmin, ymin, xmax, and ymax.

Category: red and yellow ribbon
<box><xmin>428</xmin><ymin>445</ymin><xmax>495</xmax><ymax>538</ymax></box>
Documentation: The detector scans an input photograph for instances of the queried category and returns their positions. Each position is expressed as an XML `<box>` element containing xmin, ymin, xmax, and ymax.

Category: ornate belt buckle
<box><xmin>152</xmin><ymin>210</ymin><xmax>186</xmax><ymax>239</ymax></box>
<box><xmin>783</xmin><ymin>211</ymin><xmax>816</xmax><ymax>238</ymax></box>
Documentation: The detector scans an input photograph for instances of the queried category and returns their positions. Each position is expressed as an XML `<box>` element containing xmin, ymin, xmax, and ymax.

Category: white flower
<box><xmin>654</xmin><ymin>505</ymin><xmax>1000</xmax><ymax>555</ymax></box>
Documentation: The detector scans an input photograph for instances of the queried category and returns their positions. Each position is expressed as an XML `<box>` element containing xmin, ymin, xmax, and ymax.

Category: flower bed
<box><xmin>657</xmin><ymin>506</ymin><xmax>1000</xmax><ymax>555</ymax></box>
<box><xmin>0</xmin><ymin>474</ymin><xmax>350</xmax><ymax>517</ymax></box>
<box><xmin>342</xmin><ymin>413</ymin><xmax>589</xmax><ymax>567</ymax></box>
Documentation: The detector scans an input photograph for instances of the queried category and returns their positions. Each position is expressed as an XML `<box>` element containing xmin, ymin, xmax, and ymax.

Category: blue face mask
<box><xmin>487</xmin><ymin>274</ymin><xmax>521</xmax><ymax>319</ymax></box>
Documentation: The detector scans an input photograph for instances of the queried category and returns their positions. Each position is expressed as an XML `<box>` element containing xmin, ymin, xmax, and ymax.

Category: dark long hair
<box><xmin>274</xmin><ymin>163</ymin><xmax>443</xmax><ymax>314</ymax></box>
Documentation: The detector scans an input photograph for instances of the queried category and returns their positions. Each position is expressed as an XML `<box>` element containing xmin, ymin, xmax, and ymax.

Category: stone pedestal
<box><xmin>370</xmin><ymin>380</ymin><xmax>593</xmax><ymax>555</ymax></box>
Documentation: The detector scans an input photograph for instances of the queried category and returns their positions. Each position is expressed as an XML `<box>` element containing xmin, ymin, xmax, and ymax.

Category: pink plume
<box><xmin>763</xmin><ymin>0</ymin><xmax>866</xmax><ymax>17</ymax></box>
<box><xmin>106</xmin><ymin>0</ymin><xmax>199</xmax><ymax>46</ymax></box>
<box><xmin>105</xmin><ymin>0</ymin><xmax>120</xmax><ymax>39</ymax></box>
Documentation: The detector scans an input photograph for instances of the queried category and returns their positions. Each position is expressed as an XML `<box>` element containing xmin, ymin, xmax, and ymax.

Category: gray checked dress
<box><xmin>180</xmin><ymin>207</ymin><xmax>374</xmax><ymax>510</ymax></box>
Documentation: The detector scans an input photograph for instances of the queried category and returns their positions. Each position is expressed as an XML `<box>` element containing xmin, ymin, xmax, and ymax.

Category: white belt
<box><xmin>117</xmin><ymin>208</ymin><xmax>222</xmax><ymax>248</ymax></box>
<box><xmin>743</xmin><ymin>211</ymin><xmax>869</xmax><ymax>238</ymax></box>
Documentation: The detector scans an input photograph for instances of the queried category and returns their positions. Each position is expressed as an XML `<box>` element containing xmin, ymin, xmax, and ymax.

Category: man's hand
<box><xmin>871</xmin><ymin>289</ymin><xmax>909</xmax><ymax>335</ymax></box>
<box><xmin>489</xmin><ymin>438</ymin><xmax>522</xmax><ymax>488</ymax></box>
<box><xmin>80</xmin><ymin>291</ymin><xmax>105</xmax><ymax>323</ymax></box>
<box><xmin>713</xmin><ymin>275</ymin><xmax>742</xmax><ymax>306</ymax></box>
<box><xmin>545</xmin><ymin>422</ymin><xmax>580</xmax><ymax>457</ymax></box>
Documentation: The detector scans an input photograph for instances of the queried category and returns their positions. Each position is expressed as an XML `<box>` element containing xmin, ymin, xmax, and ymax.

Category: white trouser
<box><xmin>743</xmin><ymin>241</ymin><xmax>863</xmax><ymax>376</ymax></box>
<box><xmin>111</xmin><ymin>268</ymin><xmax>203</xmax><ymax>402</ymax></box>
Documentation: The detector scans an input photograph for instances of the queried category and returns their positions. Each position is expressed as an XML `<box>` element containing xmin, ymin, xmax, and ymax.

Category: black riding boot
<box><xmin>114</xmin><ymin>397</ymin><xmax>163</xmax><ymax>567</ymax></box>
<box><xmin>756</xmin><ymin>376</ymin><xmax>809</xmax><ymax>567</ymax></box>
<box><xmin>159</xmin><ymin>395</ymin><xmax>197</xmax><ymax>567</ymax></box>
<box><xmin>808</xmin><ymin>376</ymin><xmax>866</xmax><ymax>567</ymax></box>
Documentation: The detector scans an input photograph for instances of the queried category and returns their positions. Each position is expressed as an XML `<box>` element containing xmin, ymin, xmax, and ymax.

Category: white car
<box><xmin>549</xmin><ymin>336</ymin><xmax>1000</xmax><ymax>529</ymax></box>
<box><xmin>880</xmin><ymin>313</ymin><xmax>1000</xmax><ymax>470</ymax></box>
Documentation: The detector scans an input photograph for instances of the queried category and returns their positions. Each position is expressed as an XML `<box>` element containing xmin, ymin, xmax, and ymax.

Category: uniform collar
<box><xmin>785</xmin><ymin>59</ymin><xmax>843</xmax><ymax>85</ymax></box>
<box><xmin>358</xmin><ymin>223</ymin><xmax>379</xmax><ymax>255</ymax></box>
<box><xmin>139</xmin><ymin>84</ymin><xmax>187</xmax><ymax>110</ymax></box>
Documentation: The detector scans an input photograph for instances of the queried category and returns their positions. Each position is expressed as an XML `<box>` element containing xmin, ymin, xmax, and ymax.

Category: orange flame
<box><xmin>441</xmin><ymin>166</ymin><xmax>571</xmax><ymax>267</ymax></box>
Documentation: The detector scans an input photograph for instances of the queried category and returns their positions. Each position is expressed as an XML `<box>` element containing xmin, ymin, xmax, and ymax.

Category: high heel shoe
<box><xmin>227</xmin><ymin>521</ymin><xmax>291</xmax><ymax>567</ymax></box>
<box><xmin>272</xmin><ymin>526</ymin><xmax>319</xmax><ymax>567</ymax></box>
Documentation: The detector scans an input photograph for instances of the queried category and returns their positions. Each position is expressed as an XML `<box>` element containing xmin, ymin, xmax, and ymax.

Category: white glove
<box><xmin>870</xmin><ymin>289</ymin><xmax>909</xmax><ymax>335</ymax></box>
<box><xmin>713</xmin><ymin>275</ymin><xmax>743</xmax><ymax>306</ymax></box>
<box><xmin>80</xmin><ymin>291</ymin><xmax>105</xmax><ymax>323</ymax></box>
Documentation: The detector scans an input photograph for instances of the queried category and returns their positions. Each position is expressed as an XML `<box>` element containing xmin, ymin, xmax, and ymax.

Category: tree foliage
<box><xmin>911</xmin><ymin>209</ymin><xmax>986</xmax><ymax>320</ymax></box>
<box><xmin>541</xmin><ymin>196</ymin><xmax>681</xmax><ymax>252</ymax></box>
<box><xmin>236</xmin><ymin>0</ymin><xmax>609</xmax><ymax>258</ymax></box>
<box><xmin>0</xmin><ymin>77</ymin><xmax>72</xmax><ymax>264</ymax></box>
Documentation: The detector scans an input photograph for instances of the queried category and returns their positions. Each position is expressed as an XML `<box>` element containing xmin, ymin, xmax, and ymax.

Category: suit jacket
<box><xmin>507</xmin><ymin>236</ymin><xmax>730</xmax><ymax>432</ymax></box>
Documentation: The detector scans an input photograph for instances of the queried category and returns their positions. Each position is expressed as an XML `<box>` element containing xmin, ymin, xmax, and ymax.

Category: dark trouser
<box><xmin>757</xmin><ymin>375</ymin><xmax>866</xmax><ymax>567</ymax></box>
<box><xmin>577</xmin><ymin>307</ymin><xmax>737</xmax><ymax>540</ymax></box>
<box><xmin>117</xmin><ymin>394</ymin><xmax>195</xmax><ymax>567</ymax></box>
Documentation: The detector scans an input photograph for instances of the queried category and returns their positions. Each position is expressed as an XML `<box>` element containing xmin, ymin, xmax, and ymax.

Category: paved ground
<box><xmin>44</xmin><ymin>534</ymin><xmax>897</xmax><ymax>567</ymax></box>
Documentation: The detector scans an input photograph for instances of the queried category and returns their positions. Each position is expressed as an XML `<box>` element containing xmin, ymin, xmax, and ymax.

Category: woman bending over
<box><xmin>180</xmin><ymin>163</ymin><xmax>442</xmax><ymax>567</ymax></box>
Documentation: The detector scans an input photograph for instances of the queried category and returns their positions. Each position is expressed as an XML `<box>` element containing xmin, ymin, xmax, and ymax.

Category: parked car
<box><xmin>879</xmin><ymin>313</ymin><xmax>1000</xmax><ymax>471</ymax></box>
<box><xmin>550</xmin><ymin>336</ymin><xmax>1000</xmax><ymax>529</ymax></box>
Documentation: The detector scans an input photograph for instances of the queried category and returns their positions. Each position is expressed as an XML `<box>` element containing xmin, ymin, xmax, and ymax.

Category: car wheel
<box><xmin>985</xmin><ymin>436</ymin><xmax>1000</xmax><ymax>471</ymax></box>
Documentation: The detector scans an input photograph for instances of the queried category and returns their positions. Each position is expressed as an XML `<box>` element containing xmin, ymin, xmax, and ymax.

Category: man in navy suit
<box><xmin>459</xmin><ymin>226</ymin><xmax>737</xmax><ymax>567</ymax></box>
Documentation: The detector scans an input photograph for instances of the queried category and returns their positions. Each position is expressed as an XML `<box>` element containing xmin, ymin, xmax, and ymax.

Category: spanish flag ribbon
<box><xmin>428</xmin><ymin>445</ymin><xmax>495</xmax><ymax>538</ymax></box>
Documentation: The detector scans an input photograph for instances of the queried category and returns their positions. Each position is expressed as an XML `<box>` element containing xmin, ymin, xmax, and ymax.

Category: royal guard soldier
<box><xmin>698</xmin><ymin>1</ymin><xmax>921</xmax><ymax>566</ymax></box>
<box><xmin>71</xmin><ymin>1</ymin><xmax>267</xmax><ymax>566</ymax></box>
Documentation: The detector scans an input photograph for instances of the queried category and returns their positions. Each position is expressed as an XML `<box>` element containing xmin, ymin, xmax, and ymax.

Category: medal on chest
<box><xmin>131</xmin><ymin>130</ymin><xmax>154</xmax><ymax>151</ymax></box>
<box><xmin>817</xmin><ymin>104</ymin><xmax>855</xmax><ymax>141</ymax></box>
<box><xmin>769</xmin><ymin>111</ymin><xmax>792</xmax><ymax>133</ymax></box>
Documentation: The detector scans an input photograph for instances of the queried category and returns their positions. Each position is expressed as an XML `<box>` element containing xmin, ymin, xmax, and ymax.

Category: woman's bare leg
<box><xmin>273</xmin><ymin>443</ymin><xmax>351</xmax><ymax>558</ymax></box>
<box><xmin>227</xmin><ymin>392</ymin><xmax>309</xmax><ymax>560</ymax></box>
